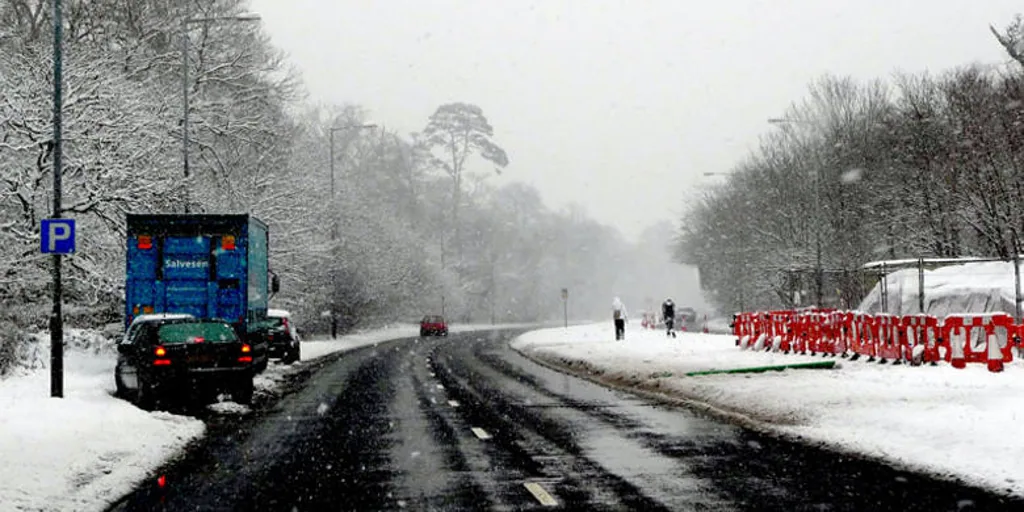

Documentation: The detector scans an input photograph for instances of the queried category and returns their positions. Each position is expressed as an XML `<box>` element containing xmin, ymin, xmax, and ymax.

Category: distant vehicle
<box><xmin>676</xmin><ymin>307</ymin><xmax>699</xmax><ymax>331</ymax></box>
<box><xmin>114</xmin><ymin>317</ymin><xmax>257</xmax><ymax>409</ymax></box>
<box><xmin>264</xmin><ymin>308</ymin><xmax>301</xmax><ymax>363</ymax></box>
<box><xmin>420</xmin><ymin>315</ymin><xmax>448</xmax><ymax>337</ymax></box>
<box><xmin>124</xmin><ymin>214</ymin><xmax>279</xmax><ymax>372</ymax></box>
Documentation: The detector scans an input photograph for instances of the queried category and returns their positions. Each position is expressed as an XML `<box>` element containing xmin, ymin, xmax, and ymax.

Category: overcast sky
<box><xmin>249</xmin><ymin>0</ymin><xmax>1022</xmax><ymax>241</ymax></box>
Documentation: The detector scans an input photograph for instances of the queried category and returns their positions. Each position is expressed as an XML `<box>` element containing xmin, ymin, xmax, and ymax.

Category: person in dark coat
<box><xmin>612</xmin><ymin>297</ymin><xmax>628</xmax><ymax>340</ymax></box>
<box><xmin>662</xmin><ymin>298</ymin><xmax>676</xmax><ymax>338</ymax></box>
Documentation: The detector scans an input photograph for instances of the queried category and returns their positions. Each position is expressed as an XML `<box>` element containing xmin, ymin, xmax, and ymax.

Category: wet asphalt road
<box><xmin>109</xmin><ymin>329</ymin><xmax>1024</xmax><ymax>511</ymax></box>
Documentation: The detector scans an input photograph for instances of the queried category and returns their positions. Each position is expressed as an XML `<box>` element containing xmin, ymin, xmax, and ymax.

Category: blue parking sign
<box><xmin>41</xmin><ymin>219</ymin><xmax>75</xmax><ymax>254</ymax></box>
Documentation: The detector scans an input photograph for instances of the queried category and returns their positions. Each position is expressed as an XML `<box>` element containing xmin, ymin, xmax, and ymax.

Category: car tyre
<box><xmin>254</xmin><ymin>355</ymin><xmax>268</xmax><ymax>373</ymax></box>
<box><xmin>114</xmin><ymin>365</ymin><xmax>127</xmax><ymax>398</ymax></box>
<box><xmin>285</xmin><ymin>344</ymin><xmax>300</xmax><ymax>364</ymax></box>
<box><xmin>234</xmin><ymin>376</ymin><xmax>254</xmax><ymax>405</ymax></box>
<box><xmin>137</xmin><ymin>380</ymin><xmax>157</xmax><ymax>411</ymax></box>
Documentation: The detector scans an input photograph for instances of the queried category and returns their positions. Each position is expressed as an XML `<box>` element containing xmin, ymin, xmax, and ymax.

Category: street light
<box><xmin>180</xmin><ymin>9</ymin><xmax>261</xmax><ymax>212</ymax></box>
<box><xmin>769</xmin><ymin>116</ymin><xmax>824</xmax><ymax>307</ymax></box>
<box><xmin>329</xmin><ymin>123</ymin><xmax>378</xmax><ymax>200</ymax></box>
<box><xmin>325</xmin><ymin>122</ymin><xmax>376</xmax><ymax>338</ymax></box>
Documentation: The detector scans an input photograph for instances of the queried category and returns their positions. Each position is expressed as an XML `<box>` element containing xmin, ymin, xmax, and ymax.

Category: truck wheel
<box><xmin>234</xmin><ymin>377</ymin><xmax>254</xmax><ymax>405</ymax></box>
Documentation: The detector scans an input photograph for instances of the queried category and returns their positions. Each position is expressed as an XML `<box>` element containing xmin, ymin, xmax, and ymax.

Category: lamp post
<box><xmin>181</xmin><ymin>9</ymin><xmax>261</xmax><ymax>213</ymax></box>
<box><xmin>326</xmin><ymin>122</ymin><xmax>377</xmax><ymax>338</ymax></box>
<box><xmin>769</xmin><ymin>117</ymin><xmax>824</xmax><ymax>308</ymax></box>
<box><xmin>329</xmin><ymin>123</ymin><xmax>378</xmax><ymax>200</ymax></box>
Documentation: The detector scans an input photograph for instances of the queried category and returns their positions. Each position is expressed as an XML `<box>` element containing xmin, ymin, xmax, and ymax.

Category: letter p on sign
<box><xmin>41</xmin><ymin>219</ymin><xmax>76</xmax><ymax>254</ymax></box>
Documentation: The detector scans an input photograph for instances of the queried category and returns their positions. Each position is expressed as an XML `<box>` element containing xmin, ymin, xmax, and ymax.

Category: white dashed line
<box><xmin>470</xmin><ymin>427</ymin><xmax>492</xmax><ymax>440</ymax></box>
<box><xmin>523</xmin><ymin>482</ymin><xmax>558</xmax><ymax>506</ymax></box>
<box><xmin>447</xmin><ymin>400</ymin><xmax>460</xmax><ymax>408</ymax></box>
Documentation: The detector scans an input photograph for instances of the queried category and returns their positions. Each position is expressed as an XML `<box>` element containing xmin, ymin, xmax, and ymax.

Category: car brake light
<box><xmin>137</xmin><ymin>235</ymin><xmax>153</xmax><ymax>250</ymax></box>
<box><xmin>241</xmin><ymin>343</ymin><xmax>251</xmax><ymax>353</ymax></box>
<box><xmin>221</xmin><ymin>235</ymin><xmax>236</xmax><ymax>250</ymax></box>
<box><xmin>282</xmin><ymin>317</ymin><xmax>290</xmax><ymax>331</ymax></box>
<box><xmin>154</xmin><ymin>345</ymin><xmax>167</xmax><ymax>357</ymax></box>
<box><xmin>238</xmin><ymin>356</ymin><xmax>253</xmax><ymax>363</ymax></box>
<box><xmin>153</xmin><ymin>359</ymin><xmax>171</xmax><ymax>366</ymax></box>
<box><xmin>192</xmin><ymin>336</ymin><xmax>204</xmax><ymax>344</ymax></box>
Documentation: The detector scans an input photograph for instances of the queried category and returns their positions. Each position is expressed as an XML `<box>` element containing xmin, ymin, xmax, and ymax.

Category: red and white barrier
<box><xmin>733</xmin><ymin>308</ymin><xmax>1024</xmax><ymax>372</ymax></box>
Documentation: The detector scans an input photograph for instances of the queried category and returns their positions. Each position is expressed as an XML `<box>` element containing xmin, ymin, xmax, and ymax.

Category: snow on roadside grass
<box><xmin>512</xmin><ymin>323</ymin><xmax>1024</xmax><ymax>496</ymax></box>
<box><xmin>0</xmin><ymin>347</ymin><xmax>204</xmax><ymax>512</ymax></box>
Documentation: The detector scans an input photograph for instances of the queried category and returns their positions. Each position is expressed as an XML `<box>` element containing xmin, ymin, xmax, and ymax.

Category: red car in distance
<box><xmin>420</xmin><ymin>315</ymin><xmax>449</xmax><ymax>337</ymax></box>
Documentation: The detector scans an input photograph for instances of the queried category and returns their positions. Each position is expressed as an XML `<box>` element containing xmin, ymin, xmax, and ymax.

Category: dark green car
<box><xmin>115</xmin><ymin>317</ymin><xmax>257</xmax><ymax>409</ymax></box>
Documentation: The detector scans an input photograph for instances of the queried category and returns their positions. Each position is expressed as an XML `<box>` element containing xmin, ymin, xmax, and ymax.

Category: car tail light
<box><xmin>221</xmin><ymin>235</ymin><xmax>236</xmax><ymax>250</ymax></box>
<box><xmin>241</xmin><ymin>343</ymin><xmax>251</xmax><ymax>353</ymax></box>
<box><xmin>192</xmin><ymin>336</ymin><xmax>204</xmax><ymax>344</ymax></box>
<box><xmin>137</xmin><ymin>235</ymin><xmax>153</xmax><ymax>250</ymax></box>
<box><xmin>238</xmin><ymin>356</ymin><xmax>253</xmax><ymax>363</ymax></box>
<box><xmin>154</xmin><ymin>345</ymin><xmax>167</xmax><ymax>357</ymax></box>
<box><xmin>282</xmin><ymin>317</ymin><xmax>290</xmax><ymax>331</ymax></box>
<box><xmin>153</xmin><ymin>359</ymin><xmax>172</xmax><ymax>366</ymax></box>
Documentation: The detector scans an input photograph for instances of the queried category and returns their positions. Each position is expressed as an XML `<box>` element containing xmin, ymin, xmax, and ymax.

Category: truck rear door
<box><xmin>126</xmin><ymin>233</ymin><xmax>245</xmax><ymax>326</ymax></box>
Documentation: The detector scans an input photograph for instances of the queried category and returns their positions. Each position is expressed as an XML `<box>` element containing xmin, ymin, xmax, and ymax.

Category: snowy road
<box><xmin>107</xmin><ymin>329</ymin><xmax>1023</xmax><ymax>511</ymax></box>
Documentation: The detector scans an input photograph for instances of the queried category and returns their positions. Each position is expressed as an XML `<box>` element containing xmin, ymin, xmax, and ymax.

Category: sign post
<box><xmin>48</xmin><ymin>0</ymin><xmax>66</xmax><ymax>399</ymax></box>
<box><xmin>561</xmin><ymin>288</ymin><xmax>568</xmax><ymax>328</ymax></box>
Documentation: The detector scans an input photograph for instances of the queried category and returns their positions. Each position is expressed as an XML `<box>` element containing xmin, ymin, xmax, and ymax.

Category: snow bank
<box><xmin>513</xmin><ymin>324</ymin><xmax>1024</xmax><ymax>496</ymax></box>
<box><xmin>0</xmin><ymin>348</ymin><xmax>204</xmax><ymax>511</ymax></box>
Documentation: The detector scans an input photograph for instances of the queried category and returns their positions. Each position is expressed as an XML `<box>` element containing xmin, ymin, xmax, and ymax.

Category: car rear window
<box><xmin>264</xmin><ymin>317</ymin><xmax>286</xmax><ymax>329</ymax></box>
<box><xmin>424</xmin><ymin>316</ymin><xmax>444</xmax><ymax>323</ymax></box>
<box><xmin>157</xmin><ymin>322</ymin><xmax>238</xmax><ymax>344</ymax></box>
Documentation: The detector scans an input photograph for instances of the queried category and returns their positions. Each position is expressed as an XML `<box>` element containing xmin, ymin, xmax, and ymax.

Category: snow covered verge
<box><xmin>0</xmin><ymin>330</ymin><xmax>205</xmax><ymax>512</ymax></box>
<box><xmin>511</xmin><ymin>324</ymin><xmax>1024</xmax><ymax>497</ymax></box>
<box><xmin>0</xmin><ymin>322</ymin><xmax>534</xmax><ymax>511</ymax></box>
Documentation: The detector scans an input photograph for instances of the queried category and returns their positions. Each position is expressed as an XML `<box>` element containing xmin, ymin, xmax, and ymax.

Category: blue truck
<box><xmin>124</xmin><ymin>214</ymin><xmax>278</xmax><ymax>372</ymax></box>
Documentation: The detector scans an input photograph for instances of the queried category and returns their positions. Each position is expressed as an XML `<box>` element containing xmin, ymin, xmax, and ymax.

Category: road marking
<box><xmin>523</xmin><ymin>482</ymin><xmax>558</xmax><ymax>506</ymax></box>
<box><xmin>470</xmin><ymin>427</ymin><xmax>492</xmax><ymax>440</ymax></box>
<box><xmin>447</xmin><ymin>400</ymin><xmax>460</xmax><ymax>407</ymax></box>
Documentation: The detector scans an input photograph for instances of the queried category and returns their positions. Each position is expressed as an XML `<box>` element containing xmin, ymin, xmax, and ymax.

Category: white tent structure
<box><xmin>858</xmin><ymin>259</ymin><xmax>1022</xmax><ymax>319</ymax></box>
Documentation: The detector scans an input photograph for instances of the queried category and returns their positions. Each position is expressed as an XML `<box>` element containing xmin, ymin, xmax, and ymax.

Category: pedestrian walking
<box><xmin>662</xmin><ymin>298</ymin><xmax>677</xmax><ymax>338</ymax></box>
<box><xmin>612</xmin><ymin>297</ymin><xmax>628</xmax><ymax>340</ymax></box>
